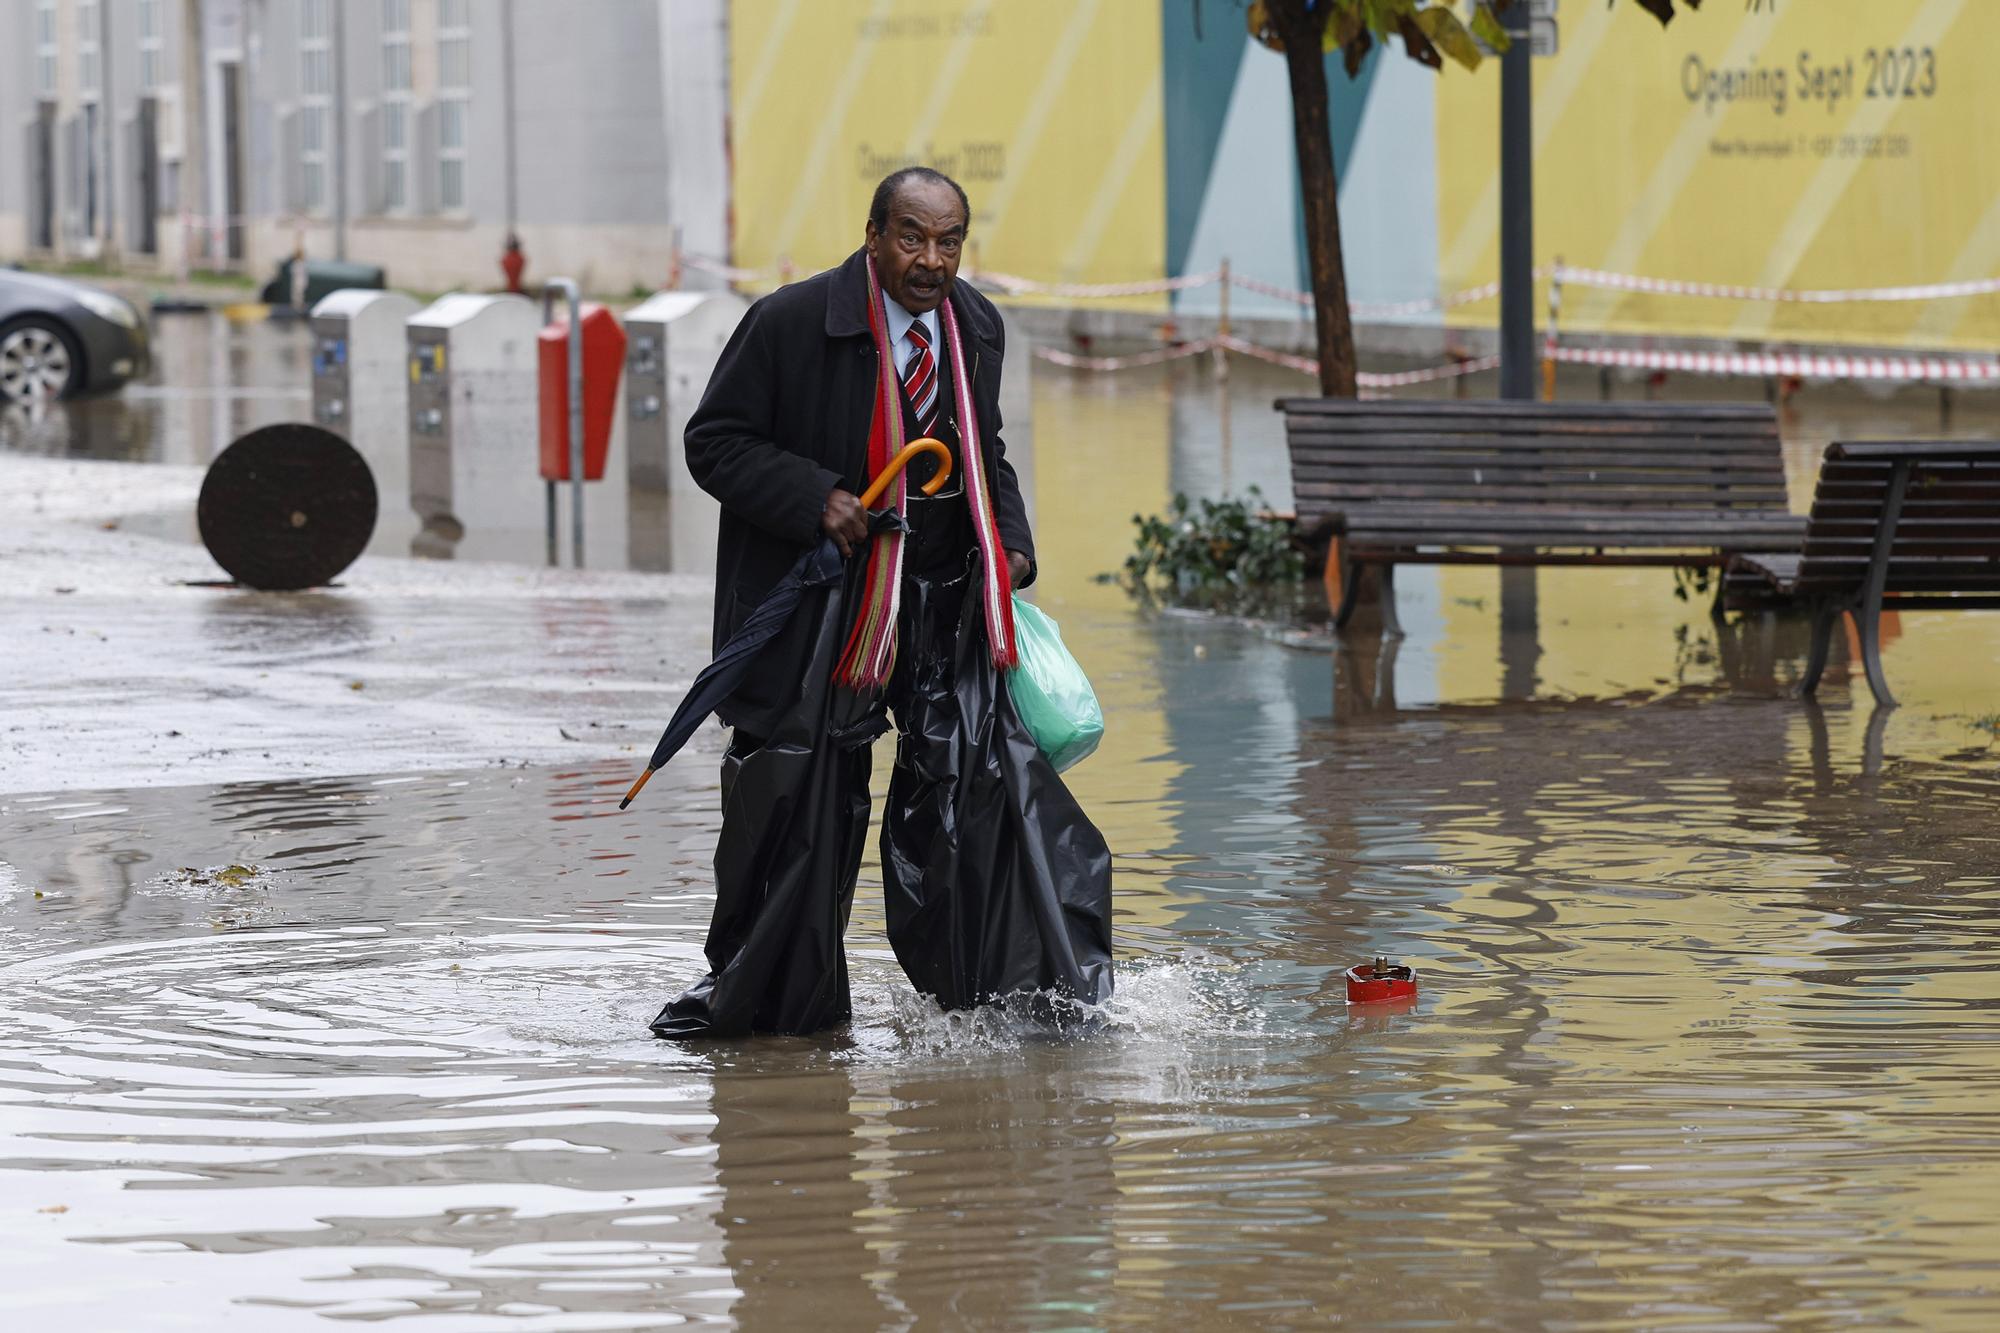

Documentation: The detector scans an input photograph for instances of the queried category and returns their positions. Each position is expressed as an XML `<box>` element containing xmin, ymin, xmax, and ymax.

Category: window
<box><xmin>381</xmin><ymin>0</ymin><xmax>411</xmax><ymax>211</ymax></box>
<box><xmin>299</xmin><ymin>0</ymin><xmax>331</xmax><ymax>213</ymax></box>
<box><xmin>437</xmin><ymin>0</ymin><xmax>470</xmax><ymax>211</ymax></box>
<box><xmin>35</xmin><ymin>1</ymin><xmax>57</xmax><ymax>97</ymax></box>
<box><xmin>78</xmin><ymin>1</ymin><xmax>102</xmax><ymax>97</ymax></box>
<box><xmin>138</xmin><ymin>0</ymin><xmax>163</xmax><ymax>91</ymax></box>
<box><xmin>78</xmin><ymin>1</ymin><xmax>102</xmax><ymax>236</ymax></box>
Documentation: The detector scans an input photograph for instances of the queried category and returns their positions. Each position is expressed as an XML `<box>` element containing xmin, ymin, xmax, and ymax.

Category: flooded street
<box><xmin>6</xmin><ymin>312</ymin><xmax>2000</xmax><ymax>1328</ymax></box>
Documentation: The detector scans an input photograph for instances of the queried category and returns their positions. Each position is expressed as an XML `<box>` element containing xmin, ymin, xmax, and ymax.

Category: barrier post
<box><xmin>1542</xmin><ymin>259</ymin><xmax>1562</xmax><ymax>402</ymax></box>
<box><xmin>1215</xmin><ymin>257</ymin><xmax>1231</xmax><ymax>381</ymax></box>
<box><xmin>541</xmin><ymin>277</ymin><xmax>586</xmax><ymax>569</ymax></box>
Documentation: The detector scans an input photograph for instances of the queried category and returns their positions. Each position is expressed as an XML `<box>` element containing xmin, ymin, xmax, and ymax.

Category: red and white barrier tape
<box><xmin>680</xmin><ymin>249</ymin><xmax>2000</xmax><ymax>313</ymax></box>
<box><xmin>1032</xmin><ymin>334</ymin><xmax>1500</xmax><ymax>387</ymax></box>
<box><xmin>680</xmin><ymin>252</ymin><xmax>772</xmax><ymax>284</ymax></box>
<box><xmin>1029</xmin><ymin>341</ymin><xmax>1218</xmax><ymax>371</ymax></box>
<box><xmin>1553</xmin><ymin>264</ymin><xmax>2000</xmax><ymax>305</ymax></box>
<box><xmin>1214</xmin><ymin>334</ymin><xmax>1319</xmax><ymax>376</ymax></box>
<box><xmin>1551</xmin><ymin>343</ymin><xmax>2000</xmax><ymax>383</ymax></box>
<box><xmin>1358</xmin><ymin>354</ymin><xmax>1504</xmax><ymax>387</ymax></box>
<box><xmin>1226</xmin><ymin>271</ymin><xmax>1513</xmax><ymax>317</ymax></box>
<box><xmin>969</xmin><ymin>267</ymin><xmax>1221</xmax><ymax>298</ymax></box>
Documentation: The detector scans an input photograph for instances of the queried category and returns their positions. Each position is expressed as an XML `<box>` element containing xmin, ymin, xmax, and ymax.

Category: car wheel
<box><xmin>0</xmin><ymin>316</ymin><xmax>82</xmax><ymax>401</ymax></box>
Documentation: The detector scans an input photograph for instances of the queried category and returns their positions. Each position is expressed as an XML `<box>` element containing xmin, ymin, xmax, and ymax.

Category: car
<box><xmin>0</xmin><ymin>267</ymin><xmax>152</xmax><ymax>401</ymax></box>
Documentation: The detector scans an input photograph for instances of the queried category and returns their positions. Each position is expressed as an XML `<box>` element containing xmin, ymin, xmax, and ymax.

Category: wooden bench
<box><xmin>1280</xmin><ymin>399</ymin><xmax>1807</xmax><ymax>633</ymax></box>
<box><xmin>1724</xmin><ymin>441</ymin><xmax>2000</xmax><ymax>705</ymax></box>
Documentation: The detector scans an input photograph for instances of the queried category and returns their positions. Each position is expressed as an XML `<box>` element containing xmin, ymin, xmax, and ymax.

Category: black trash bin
<box><xmin>260</xmin><ymin>259</ymin><xmax>388</xmax><ymax>311</ymax></box>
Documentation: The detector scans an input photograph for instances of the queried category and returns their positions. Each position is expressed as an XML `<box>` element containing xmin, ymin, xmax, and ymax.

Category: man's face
<box><xmin>866</xmin><ymin>179</ymin><xmax>965</xmax><ymax>314</ymax></box>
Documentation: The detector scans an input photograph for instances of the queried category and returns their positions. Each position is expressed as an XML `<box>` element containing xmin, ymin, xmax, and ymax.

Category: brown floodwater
<box><xmin>5</xmin><ymin>314</ymin><xmax>2000</xmax><ymax>1328</ymax></box>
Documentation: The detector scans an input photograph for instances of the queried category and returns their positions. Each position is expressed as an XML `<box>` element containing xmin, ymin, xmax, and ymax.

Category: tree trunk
<box><xmin>1268</xmin><ymin>1</ymin><xmax>1359</xmax><ymax>398</ymax></box>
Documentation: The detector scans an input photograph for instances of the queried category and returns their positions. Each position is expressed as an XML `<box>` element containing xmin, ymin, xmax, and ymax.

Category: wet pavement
<box><xmin>4</xmin><ymin>312</ymin><xmax>2000</xmax><ymax>1328</ymax></box>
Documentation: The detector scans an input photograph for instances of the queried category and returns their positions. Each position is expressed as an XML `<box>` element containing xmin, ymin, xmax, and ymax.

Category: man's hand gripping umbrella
<box><xmin>618</xmin><ymin>437</ymin><xmax>953</xmax><ymax>811</ymax></box>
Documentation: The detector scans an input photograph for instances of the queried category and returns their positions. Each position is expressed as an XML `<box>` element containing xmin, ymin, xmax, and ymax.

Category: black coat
<box><xmin>685</xmin><ymin>248</ymin><xmax>1035</xmax><ymax>727</ymax></box>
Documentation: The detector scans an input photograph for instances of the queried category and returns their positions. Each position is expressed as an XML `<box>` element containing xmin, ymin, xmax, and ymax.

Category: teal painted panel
<box><xmin>1161</xmin><ymin>7</ymin><xmax>1246</xmax><ymax>277</ymax></box>
<box><xmin>1161</xmin><ymin>10</ymin><xmax>1384</xmax><ymax>287</ymax></box>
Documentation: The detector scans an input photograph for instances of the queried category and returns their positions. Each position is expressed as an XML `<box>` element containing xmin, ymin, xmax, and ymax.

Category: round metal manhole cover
<box><xmin>197</xmin><ymin>423</ymin><xmax>378</xmax><ymax>591</ymax></box>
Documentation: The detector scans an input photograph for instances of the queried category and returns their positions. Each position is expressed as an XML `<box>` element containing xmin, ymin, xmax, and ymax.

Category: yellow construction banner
<box><xmin>728</xmin><ymin>0</ymin><xmax>1168</xmax><ymax>310</ymax></box>
<box><xmin>1436</xmin><ymin>0</ymin><xmax>2000</xmax><ymax>351</ymax></box>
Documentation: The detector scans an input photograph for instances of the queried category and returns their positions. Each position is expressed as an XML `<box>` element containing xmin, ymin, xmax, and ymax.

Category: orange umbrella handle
<box><xmin>618</xmin><ymin>766</ymin><xmax>656</xmax><ymax>811</ymax></box>
<box><xmin>859</xmin><ymin>437</ymin><xmax>952</xmax><ymax>509</ymax></box>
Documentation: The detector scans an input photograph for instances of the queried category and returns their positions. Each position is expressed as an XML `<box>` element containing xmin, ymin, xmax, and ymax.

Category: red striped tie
<box><xmin>903</xmin><ymin>319</ymin><xmax>939</xmax><ymax>436</ymax></box>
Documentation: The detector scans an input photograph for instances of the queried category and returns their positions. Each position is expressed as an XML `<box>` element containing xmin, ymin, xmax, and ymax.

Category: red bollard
<box><xmin>537</xmin><ymin>303</ymin><xmax>626</xmax><ymax>483</ymax></box>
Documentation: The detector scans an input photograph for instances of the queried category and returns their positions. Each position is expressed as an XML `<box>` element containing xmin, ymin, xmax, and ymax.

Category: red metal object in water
<box><xmin>1346</xmin><ymin>957</ymin><xmax>1417</xmax><ymax>1005</ymax></box>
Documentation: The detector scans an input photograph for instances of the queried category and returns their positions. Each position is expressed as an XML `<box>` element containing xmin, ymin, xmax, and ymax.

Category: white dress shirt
<box><xmin>883</xmin><ymin>300</ymin><xmax>941</xmax><ymax>380</ymax></box>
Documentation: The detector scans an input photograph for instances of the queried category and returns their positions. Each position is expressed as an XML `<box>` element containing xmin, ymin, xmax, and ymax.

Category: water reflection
<box><xmin>5</xmin><ymin>626</ymin><xmax>2000</xmax><ymax>1325</ymax></box>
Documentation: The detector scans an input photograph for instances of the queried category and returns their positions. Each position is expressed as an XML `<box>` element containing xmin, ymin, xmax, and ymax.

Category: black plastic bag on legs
<box><xmin>881</xmin><ymin>575</ymin><xmax>1115</xmax><ymax>1014</ymax></box>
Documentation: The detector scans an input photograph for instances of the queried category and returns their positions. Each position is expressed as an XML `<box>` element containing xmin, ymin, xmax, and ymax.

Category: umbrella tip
<box><xmin>619</xmin><ymin>766</ymin><xmax>658</xmax><ymax>810</ymax></box>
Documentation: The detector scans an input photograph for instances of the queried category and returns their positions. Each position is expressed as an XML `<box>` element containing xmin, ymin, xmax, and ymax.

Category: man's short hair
<box><xmin>868</xmin><ymin>167</ymin><xmax>971</xmax><ymax>234</ymax></box>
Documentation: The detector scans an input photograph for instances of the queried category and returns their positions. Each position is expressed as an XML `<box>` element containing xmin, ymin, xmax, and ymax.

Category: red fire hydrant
<box><xmin>500</xmin><ymin>234</ymin><xmax>526</xmax><ymax>294</ymax></box>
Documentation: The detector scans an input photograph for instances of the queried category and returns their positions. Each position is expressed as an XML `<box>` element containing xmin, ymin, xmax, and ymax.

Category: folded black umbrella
<box><xmin>618</xmin><ymin>536</ymin><xmax>847</xmax><ymax>809</ymax></box>
<box><xmin>647</xmin><ymin>537</ymin><xmax>889</xmax><ymax>1038</ymax></box>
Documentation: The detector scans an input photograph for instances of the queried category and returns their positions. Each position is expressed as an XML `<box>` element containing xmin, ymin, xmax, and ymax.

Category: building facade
<box><xmin>1</xmin><ymin>0</ymin><xmax>729</xmax><ymax>295</ymax></box>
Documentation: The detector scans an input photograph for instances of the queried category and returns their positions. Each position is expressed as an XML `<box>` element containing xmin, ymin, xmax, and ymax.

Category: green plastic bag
<box><xmin>1007</xmin><ymin>596</ymin><xmax>1103</xmax><ymax>772</ymax></box>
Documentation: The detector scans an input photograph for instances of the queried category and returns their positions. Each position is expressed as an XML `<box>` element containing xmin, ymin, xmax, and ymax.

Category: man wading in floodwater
<box><xmin>650</xmin><ymin>167</ymin><xmax>1114</xmax><ymax>1039</ymax></box>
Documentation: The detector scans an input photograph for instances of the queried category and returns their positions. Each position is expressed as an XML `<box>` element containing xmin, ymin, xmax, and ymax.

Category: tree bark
<box><xmin>1267</xmin><ymin>0</ymin><xmax>1358</xmax><ymax>397</ymax></box>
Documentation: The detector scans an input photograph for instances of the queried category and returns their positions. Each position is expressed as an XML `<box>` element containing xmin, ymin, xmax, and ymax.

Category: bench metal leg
<box><xmin>1379</xmin><ymin>563</ymin><xmax>1403</xmax><ymax>638</ymax></box>
<box><xmin>1856</xmin><ymin>601</ymin><xmax>1896</xmax><ymax>708</ymax></box>
<box><xmin>1863</xmin><ymin>699</ymin><xmax>1892</xmax><ymax>778</ymax></box>
<box><xmin>1803</xmin><ymin>697</ymin><xmax>1834</xmax><ymax>793</ymax></box>
<box><xmin>1332</xmin><ymin>558</ymin><xmax>1363</xmax><ymax>630</ymax></box>
<box><xmin>1854</xmin><ymin>459</ymin><xmax>1910</xmax><ymax>708</ymax></box>
<box><xmin>1801</xmin><ymin>607</ymin><xmax>1837</xmax><ymax>697</ymax></box>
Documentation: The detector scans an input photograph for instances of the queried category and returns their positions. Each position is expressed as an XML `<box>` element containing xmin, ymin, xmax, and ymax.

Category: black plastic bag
<box><xmin>651</xmin><ymin>565</ymin><xmax>1114</xmax><ymax>1039</ymax></box>
<box><xmin>880</xmin><ymin>575</ymin><xmax>1114</xmax><ymax>1012</ymax></box>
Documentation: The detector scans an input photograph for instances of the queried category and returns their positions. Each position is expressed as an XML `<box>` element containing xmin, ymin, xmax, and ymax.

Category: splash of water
<box><xmin>866</xmin><ymin>955</ymin><xmax>1266</xmax><ymax>1058</ymax></box>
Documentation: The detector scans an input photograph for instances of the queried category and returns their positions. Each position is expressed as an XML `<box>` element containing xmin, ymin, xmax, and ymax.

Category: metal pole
<box><xmin>331</xmin><ymin>0</ymin><xmax>347</xmax><ymax>260</ymax></box>
<box><xmin>569</xmin><ymin>296</ymin><xmax>585</xmax><ymax>568</ymax></box>
<box><xmin>1215</xmin><ymin>256</ymin><xmax>1231</xmax><ymax>381</ymax></box>
<box><xmin>502</xmin><ymin>0</ymin><xmax>518</xmax><ymax>232</ymax></box>
<box><xmin>1498</xmin><ymin>11</ymin><xmax>1535</xmax><ymax>401</ymax></box>
<box><xmin>542</xmin><ymin>277</ymin><xmax>586</xmax><ymax>568</ymax></box>
<box><xmin>1498</xmin><ymin>14</ymin><xmax>1539</xmax><ymax>684</ymax></box>
<box><xmin>1542</xmin><ymin>258</ymin><xmax>1562</xmax><ymax>402</ymax></box>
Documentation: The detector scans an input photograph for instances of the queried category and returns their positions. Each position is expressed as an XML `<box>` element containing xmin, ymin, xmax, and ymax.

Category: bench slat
<box><xmin>1292</xmin><ymin>448</ymin><xmax>1785</xmax><ymax>472</ymax></box>
<box><xmin>1279</xmin><ymin>398</ymin><xmax>1773</xmax><ymax>421</ymax></box>
<box><xmin>1287</xmin><ymin>427</ymin><xmax>1781</xmax><ymax>451</ymax></box>
<box><xmin>1295</xmin><ymin>482</ymin><xmax>1791</xmax><ymax>506</ymax></box>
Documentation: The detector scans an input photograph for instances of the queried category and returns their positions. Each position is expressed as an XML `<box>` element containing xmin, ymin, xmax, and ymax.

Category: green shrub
<box><xmin>1122</xmin><ymin>488</ymin><xmax>1307</xmax><ymax>615</ymax></box>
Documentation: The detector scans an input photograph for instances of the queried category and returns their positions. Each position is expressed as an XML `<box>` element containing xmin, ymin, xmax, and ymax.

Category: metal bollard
<box><xmin>541</xmin><ymin>277</ymin><xmax>587</xmax><ymax>569</ymax></box>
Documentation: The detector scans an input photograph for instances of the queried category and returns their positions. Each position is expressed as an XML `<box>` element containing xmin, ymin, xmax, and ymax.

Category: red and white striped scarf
<box><xmin>835</xmin><ymin>255</ymin><xmax>1017</xmax><ymax>690</ymax></box>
